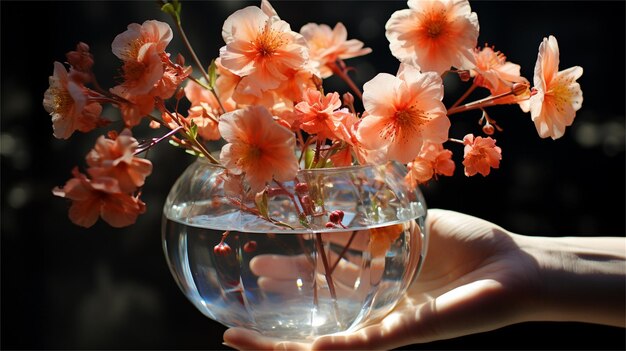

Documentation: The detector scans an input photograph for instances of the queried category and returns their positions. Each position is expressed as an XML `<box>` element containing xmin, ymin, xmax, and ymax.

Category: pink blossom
<box><xmin>219</xmin><ymin>2</ymin><xmax>309</xmax><ymax>97</ymax></box>
<box><xmin>521</xmin><ymin>35</ymin><xmax>583</xmax><ymax>139</ymax></box>
<box><xmin>406</xmin><ymin>141</ymin><xmax>455</xmax><ymax>186</ymax></box>
<box><xmin>111</xmin><ymin>20</ymin><xmax>173</xmax><ymax>95</ymax></box>
<box><xmin>385</xmin><ymin>0</ymin><xmax>479</xmax><ymax>75</ymax></box>
<box><xmin>152</xmin><ymin>60</ymin><xmax>192</xmax><ymax>99</ymax></box>
<box><xmin>52</xmin><ymin>168</ymin><xmax>146</xmax><ymax>228</ymax></box>
<box><xmin>471</xmin><ymin>45</ymin><xmax>527</xmax><ymax>94</ymax></box>
<box><xmin>187</xmin><ymin>104</ymin><xmax>221</xmax><ymax>141</ymax></box>
<box><xmin>218</xmin><ymin>105</ymin><xmax>298</xmax><ymax>192</ymax></box>
<box><xmin>43</xmin><ymin>62</ymin><xmax>103</xmax><ymax>139</ymax></box>
<box><xmin>356</xmin><ymin>64</ymin><xmax>450</xmax><ymax>163</ymax></box>
<box><xmin>86</xmin><ymin>130</ymin><xmax>153</xmax><ymax>193</ymax></box>
<box><xmin>329</xmin><ymin>146</ymin><xmax>354</xmax><ymax>167</ymax></box>
<box><xmin>462</xmin><ymin>134</ymin><xmax>501</xmax><ymax>177</ymax></box>
<box><xmin>271</xmin><ymin>65</ymin><xmax>318</xmax><ymax>103</ymax></box>
<box><xmin>66</xmin><ymin>42</ymin><xmax>94</xmax><ymax>83</ymax></box>
<box><xmin>295</xmin><ymin>88</ymin><xmax>355</xmax><ymax>141</ymax></box>
<box><xmin>110</xmin><ymin>86</ymin><xmax>155</xmax><ymax>127</ymax></box>
<box><xmin>300</xmin><ymin>22</ymin><xmax>371</xmax><ymax>78</ymax></box>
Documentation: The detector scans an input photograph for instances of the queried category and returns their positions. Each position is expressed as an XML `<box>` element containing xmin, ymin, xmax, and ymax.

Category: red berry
<box><xmin>243</xmin><ymin>240</ymin><xmax>257</xmax><ymax>253</ymax></box>
<box><xmin>213</xmin><ymin>243</ymin><xmax>232</xmax><ymax>256</ymax></box>
<box><xmin>295</xmin><ymin>182</ymin><xmax>309</xmax><ymax>194</ymax></box>
<box><xmin>329</xmin><ymin>210</ymin><xmax>344</xmax><ymax>223</ymax></box>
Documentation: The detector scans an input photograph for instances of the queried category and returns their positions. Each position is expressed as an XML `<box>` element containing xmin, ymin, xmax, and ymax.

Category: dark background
<box><xmin>1</xmin><ymin>0</ymin><xmax>624</xmax><ymax>350</ymax></box>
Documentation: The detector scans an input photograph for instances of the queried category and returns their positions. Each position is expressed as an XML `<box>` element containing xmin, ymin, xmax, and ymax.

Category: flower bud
<box><xmin>175</xmin><ymin>88</ymin><xmax>186</xmax><ymax>101</ymax></box>
<box><xmin>342</xmin><ymin>92</ymin><xmax>354</xmax><ymax>106</ymax></box>
<box><xmin>482</xmin><ymin>123</ymin><xmax>495</xmax><ymax>135</ymax></box>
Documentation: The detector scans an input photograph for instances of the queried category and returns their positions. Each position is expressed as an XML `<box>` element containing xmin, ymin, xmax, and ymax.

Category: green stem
<box><xmin>169</xmin><ymin>11</ymin><xmax>227</xmax><ymax>114</ymax></box>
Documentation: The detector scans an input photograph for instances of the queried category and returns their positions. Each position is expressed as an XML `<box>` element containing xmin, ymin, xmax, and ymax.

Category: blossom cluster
<box><xmin>45</xmin><ymin>0</ymin><xmax>583</xmax><ymax>228</ymax></box>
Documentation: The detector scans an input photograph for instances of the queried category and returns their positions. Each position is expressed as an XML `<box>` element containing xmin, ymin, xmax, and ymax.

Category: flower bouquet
<box><xmin>44</xmin><ymin>0</ymin><xmax>583</xmax><ymax>341</ymax></box>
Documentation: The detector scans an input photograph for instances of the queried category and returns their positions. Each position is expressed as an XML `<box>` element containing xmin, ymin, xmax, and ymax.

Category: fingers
<box><xmin>313</xmin><ymin>279</ymin><xmax>517</xmax><ymax>350</ymax></box>
<box><xmin>223</xmin><ymin>328</ymin><xmax>312</xmax><ymax>351</ymax></box>
<box><xmin>251</xmin><ymin>252</ymin><xmax>384</xmax><ymax>299</ymax></box>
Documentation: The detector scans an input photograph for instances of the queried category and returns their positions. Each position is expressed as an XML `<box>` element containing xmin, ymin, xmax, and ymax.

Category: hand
<box><xmin>223</xmin><ymin>208</ymin><xmax>547</xmax><ymax>350</ymax></box>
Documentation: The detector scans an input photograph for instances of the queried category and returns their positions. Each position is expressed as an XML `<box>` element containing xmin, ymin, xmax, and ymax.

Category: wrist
<box><xmin>515</xmin><ymin>235</ymin><xmax>626</xmax><ymax>327</ymax></box>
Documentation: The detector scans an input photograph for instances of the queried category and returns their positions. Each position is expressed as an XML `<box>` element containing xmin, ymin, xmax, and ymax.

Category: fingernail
<box><xmin>222</xmin><ymin>341</ymin><xmax>235</xmax><ymax>349</ymax></box>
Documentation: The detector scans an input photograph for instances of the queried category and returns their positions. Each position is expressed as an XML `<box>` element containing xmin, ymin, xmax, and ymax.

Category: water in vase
<box><xmin>162</xmin><ymin>211</ymin><xmax>425</xmax><ymax>341</ymax></box>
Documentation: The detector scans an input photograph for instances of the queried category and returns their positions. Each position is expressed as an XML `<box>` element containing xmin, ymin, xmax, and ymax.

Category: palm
<box><xmin>223</xmin><ymin>209</ymin><xmax>539</xmax><ymax>350</ymax></box>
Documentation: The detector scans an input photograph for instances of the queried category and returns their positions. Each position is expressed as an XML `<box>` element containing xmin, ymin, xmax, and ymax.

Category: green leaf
<box><xmin>161</xmin><ymin>0</ymin><xmax>181</xmax><ymax>24</ymax></box>
<box><xmin>304</xmin><ymin>147</ymin><xmax>315</xmax><ymax>169</ymax></box>
<box><xmin>185</xmin><ymin>149</ymin><xmax>203</xmax><ymax>157</ymax></box>
<box><xmin>254</xmin><ymin>189</ymin><xmax>270</xmax><ymax>220</ymax></box>
<box><xmin>208</xmin><ymin>59</ymin><xmax>218</xmax><ymax>89</ymax></box>
<box><xmin>270</xmin><ymin>220</ymin><xmax>294</xmax><ymax>230</ymax></box>
<box><xmin>298</xmin><ymin>213</ymin><xmax>310</xmax><ymax>228</ymax></box>
<box><xmin>188</xmin><ymin>120</ymin><xmax>198</xmax><ymax>140</ymax></box>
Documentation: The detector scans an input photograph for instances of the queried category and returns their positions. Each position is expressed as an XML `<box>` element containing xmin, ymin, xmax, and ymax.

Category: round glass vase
<box><xmin>161</xmin><ymin>158</ymin><xmax>428</xmax><ymax>341</ymax></box>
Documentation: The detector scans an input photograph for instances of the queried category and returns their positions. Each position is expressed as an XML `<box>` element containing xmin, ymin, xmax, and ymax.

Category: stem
<box><xmin>190</xmin><ymin>135</ymin><xmax>219</xmax><ymax>163</ymax></box>
<box><xmin>275</xmin><ymin>180</ymin><xmax>304</xmax><ymax>215</ymax></box>
<box><xmin>447</xmin><ymin>88</ymin><xmax>517</xmax><ymax>115</ymax></box>
<box><xmin>149</xmin><ymin>111</ymin><xmax>219</xmax><ymax>164</ymax></box>
<box><xmin>135</xmin><ymin>125</ymin><xmax>184</xmax><ymax>155</ymax></box>
<box><xmin>450</xmin><ymin>82</ymin><xmax>477</xmax><ymax>109</ymax></box>
<box><xmin>315</xmin><ymin>233</ymin><xmax>338</xmax><ymax>301</ymax></box>
<box><xmin>330</xmin><ymin>230</ymin><xmax>358</xmax><ymax>274</ymax></box>
<box><xmin>313</xmin><ymin>139</ymin><xmax>323</xmax><ymax>168</ymax></box>
<box><xmin>329</xmin><ymin>60</ymin><xmax>362</xmax><ymax>100</ymax></box>
<box><xmin>170</xmin><ymin>12</ymin><xmax>227</xmax><ymax>114</ymax></box>
<box><xmin>448</xmin><ymin>137</ymin><xmax>464</xmax><ymax>144</ymax></box>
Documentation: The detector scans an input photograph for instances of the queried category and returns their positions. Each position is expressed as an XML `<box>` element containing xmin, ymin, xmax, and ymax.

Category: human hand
<box><xmin>223</xmin><ymin>208</ymin><xmax>545</xmax><ymax>350</ymax></box>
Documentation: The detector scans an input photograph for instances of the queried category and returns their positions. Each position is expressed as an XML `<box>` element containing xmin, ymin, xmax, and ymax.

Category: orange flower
<box><xmin>52</xmin><ymin>168</ymin><xmax>146</xmax><ymax>228</ymax></box>
<box><xmin>111</xmin><ymin>20</ymin><xmax>173</xmax><ymax>96</ymax></box>
<box><xmin>219</xmin><ymin>1</ymin><xmax>309</xmax><ymax>97</ymax></box>
<box><xmin>462</xmin><ymin>134</ymin><xmax>501</xmax><ymax>177</ymax></box>
<box><xmin>471</xmin><ymin>45</ymin><xmax>527</xmax><ymax>94</ymax></box>
<box><xmin>184</xmin><ymin>105</ymin><xmax>220</xmax><ymax>141</ymax></box>
<box><xmin>406</xmin><ymin>141</ymin><xmax>454</xmax><ymax>187</ymax></box>
<box><xmin>329</xmin><ymin>146</ymin><xmax>354</xmax><ymax>167</ymax></box>
<box><xmin>218</xmin><ymin>105</ymin><xmax>298</xmax><ymax>192</ymax></box>
<box><xmin>521</xmin><ymin>35</ymin><xmax>583</xmax><ymax>139</ymax></box>
<box><xmin>43</xmin><ymin>62</ymin><xmax>103</xmax><ymax>139</ymax></box>
<box><xmin>295</xmin><ymin>88</ymin><xmax>355</xmax><ymax>142</ymax></box>
<box><xmin>109</xmin><ymin>86</ymin><xmax>155</xmax><ymax>127</ymax></box>
<box><xmin>183</xmin><ymin>75</ymin><xmax>235</xmax><ymax>141</ymax></box>
<box><xmin>152</xmin><ymin>59</ymin><xmax>192</xmax><ymax>99</ymax></box>
<box><xmin>86</xmin><ymin>130</ymin><xmax>153</xmax><ymax>193</ymax></box>
<box><xmin>385</xmin><ymin>0</ymin><xmax>479</xmax><ymax>75</ymax></box>
<box><xmin>300</xmin><ymin>22</ymin><xmax>371</xmax><ymax>78</ymax></box>
<box><xmin>356</xmin><ymin>64</ymin><xmax>450</xmax><ymax>163</ymax></box>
